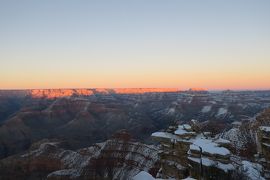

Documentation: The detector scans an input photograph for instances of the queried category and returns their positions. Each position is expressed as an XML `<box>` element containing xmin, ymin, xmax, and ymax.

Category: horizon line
<box><xmin>0</xmin><ymin>87</ymin><xmax>269</xmax><ymax>91</ymax></box>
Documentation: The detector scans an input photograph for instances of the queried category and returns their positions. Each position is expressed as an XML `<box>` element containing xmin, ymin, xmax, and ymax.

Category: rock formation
<box><xmin>257</xmin><ymin>126</ymin><xmax>270</xmax><ymax>178</ymax></box>
<box><xmin>0</xmin><ymin>131</ymin><xmax>159</xmax><ymax>180</ymax></box>
<box><xmin>151</xmin><ymin>122</ymin><xmax>234</xmax><ymax>179</ymax></box>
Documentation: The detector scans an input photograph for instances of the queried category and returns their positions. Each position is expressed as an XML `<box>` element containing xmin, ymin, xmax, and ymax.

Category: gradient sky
<box><xmin>0</xmin><ymin>0</ymin><xmax>270</xmax><ymax>90</ymax></box>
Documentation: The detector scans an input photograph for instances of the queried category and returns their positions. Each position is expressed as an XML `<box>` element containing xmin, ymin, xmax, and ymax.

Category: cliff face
<box><xmin>0</xmin><ymin>88</ymin><xmax>182</xmax><ymax>99</ymax></box>
<box><xmin>151</xmin><ymin>120</ymin><xmax>269</xmax><ymax>180</ymax></box>
<box><xmin>151</xmin><ymin>122</ymin><xmax>235</xmax><ymax>180</ymax></box>
<box><xmin>0</xmin><ymin>133</ymin><xmax>159</xmax><ymax>180</ymax></box>
<box><xmin>29</xmin><ymin>88</ymin><xmax>181</xmax><ymax>99</ymax></box>
<box><xmin>219</xmin><ymin>108</ymin><xmax>270</xmax><ymax>157</ymax></box>
<box><xmin>30</xmin><ymin>89</ymin><xmax>94</xmax><ymax>98</ymax></box>
<box><xmin>254</xmin><ymin>108</ymin><xmax>270</xmax><ymax>127</ymax></box>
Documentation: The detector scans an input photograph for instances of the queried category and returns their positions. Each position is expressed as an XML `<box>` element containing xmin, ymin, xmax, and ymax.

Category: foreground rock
<box><xmin>0</xmin><ymin>131</ymin><xmax>159</xmax><ymax>180</ymax></box>
<box><xmin>151</xmin><ymin>120</ymin><xmax>267</xmax><ymax>179</ymax></box>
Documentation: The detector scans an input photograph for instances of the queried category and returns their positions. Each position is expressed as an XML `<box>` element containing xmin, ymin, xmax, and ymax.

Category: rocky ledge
<box><xmin>0</xmin><ymin>131</ymin><xmax>159</xmax><ymax>180</ymax></box>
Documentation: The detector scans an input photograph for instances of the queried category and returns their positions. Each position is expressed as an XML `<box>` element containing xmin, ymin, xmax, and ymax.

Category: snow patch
<box><xmin>188</xmin><ymin>157</ymin><xmax>234</xmax><ymax>172</ymax></box>
<box><xmin>132</xmin><ymin>171</ymin><xmax>155</xmax><ymax>180</ymax></box>
<box><xmin>260</xmin><ymin>126</ymin><xmax>270</xmax><ymax>132</ymax></box>
<box><xmin>241</xmin><ymin>161</ymin><xmax>264</xmax><ymax>180</ymax></box>
<box><xmin>47</xmin><ymin>169</ymin><xmax>80</xmax><ymax>178</ymax></box>
<box><xmin>182</xmin><ymin>177</ymin><xmax>197</xmax><ymax>180</ymax></box>
<box><xmin>217</xmin><ymin>108</ymin><xmax>228</xmax><ymax>116</ymax></box>
<box><xmin>201</xmin><ymin>106</ymin><xmax>211</xmax><ymax>113</ymax></box>
<box><xmin>174</xmin><ymin>124</ymin><xmax>195</xmax><ymax>136</ymax></box>
<box><xmin>152</xmin><ymin>132</ymin><xmax>179</xmax><ymax>140</ymax></box>
<box><xmin>214</xmin><ymin>138</ymin><xmax>230</xmax><ymax>144</ymax></box>
<box><xmin>190</xmin><ymin>138</ymin><xmax>230</xmax><ymax>156</ymax></box>
<box><xmin>167</xmin><ymin>107</ymin><xmax>176</xmax><ymax>114</ymax></box>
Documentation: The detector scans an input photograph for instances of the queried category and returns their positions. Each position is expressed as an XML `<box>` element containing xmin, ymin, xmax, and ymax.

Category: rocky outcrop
<box><xmin>255</xmin><ymin>108</ymin><xmax>270</xmax><ymax>127</ymax></box>
<box><xmin>0</xmin><ymin>131</ymin><xmax>159</xmax><ymax>180</ymax></box>
<box><xmin>257</xmin><ymin>126</ymin><xmax>270</xmax><ymax>178</ymax></box>
<box><xmin>152</xmin><ymin>122</ymin><xmax>235</xmax><ymax>179</ymax></box>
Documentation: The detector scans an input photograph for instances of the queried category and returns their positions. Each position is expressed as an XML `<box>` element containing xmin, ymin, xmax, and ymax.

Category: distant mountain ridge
<box><xmin>0</xmin><ymin>88</ymin><xmax>183</xmax><ymax>99</ymax></box>
<box><xmin>30</xmin><ymin>88</ymin><xmax>182</xmax><ymax>98</ymax></box>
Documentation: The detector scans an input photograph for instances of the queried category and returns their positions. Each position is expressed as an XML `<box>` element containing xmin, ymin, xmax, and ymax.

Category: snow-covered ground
<box><xmin>201</xmin><ymin>106</ymin><xmax>211</xmax><ymax>113</ymax></box>
<box><xmin>132</xmin><ymin>171</ymin><xmax>156</xmax><ymax>180</ymax></box>
<box><xmin>241</xmin><ymin>161</ymin><xmax>265</xmax><ymax>180</ymax></box>
<box><xmin>190</xmin><ymin>138</ymin><xmax>230</xmax><ymax>156</ymax></box>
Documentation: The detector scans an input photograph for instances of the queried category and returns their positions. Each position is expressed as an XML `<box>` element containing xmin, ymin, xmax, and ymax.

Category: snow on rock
<box><xmin>182</xmin><ymin>177</ymin><xmax>197</xmax><ymax>180</ymax></box>
<box><xmin>214</xmin><ymin>138</ymin><xmax>230</xmax><ymax>144</ymax></box>
<box><xmin>57</xmin><ymin>150</ymin><xmax>88</xmax><ymax>168</ymax></box>
<box><xmin>21</xmin><ymin>142</ymin><xmax>60</xmax><ymax>158</ymax></box>
<box><xmin>190</xmin><ymin>138</ymin><xmax>230</xmax><ymax>156</ymax></box>
<box><xmin>191</xmin><ymin>119</ymin><xmax>198</xmax><ymax>124</ymax></box>
<box><xmin>201</xmin><ymin>106</ymin><xmax>212</xmax><ymax>113</ymax></box>
<box><xmin>217</xmin><ymin>108</ymin><xmax>228</xmax><ymax>116</ymax></box>
<box><xmin>188</xmin><ymin>156</ymin><xmax>214</xmax><ymax>166</ymax></box>
<box><xmin>222</xmin><ymin>128</ymin><xmax>247</xmax><ymax>150</ymax></box>
<box><xmin>47</xmin><ymin>169</ymin><xmax>80</xmax><ymax>178</ymax></box>
<box><xmin>262</xmin><ymin>143</ymin><xmax>270</xmax><ymax>147</ymax></box>
<box><xmin>20</xmin><ymin>138</ymin><xmax>159</xmax><ymax>180</ymax></box>
<box><xmin>241</xmin><ymin>161</ymin><xmax>265</xmax><ymax>180</ymax></box>
<box><xmin>174</xmin><ymin>124</ymin><xmax>195</xmax><ymax>135</ymax></box>
<box><xmin>151</xmin><ymin>132</ymin><xmax>179</xmax><ymax>140</ymax></box>
<box><xmin>167</xmin><ymin>107</ymin><xmax>176</xmax><ymax>115</ymax></box>
<box><xmin>181</xmin><ymin>124</ymin><xmax>192</xmax><ymax>130</ymax></box>
<box><xmin>132</xmin><ymin>171</ymin><xmax>156</xmax><ymax>180</ymax></box>
<box><xmin>217</xmin><ymin>162</ymin><xmax>234</xmax><ymax>172</ymax></box>
<box><xmin>232</xmin><ymin>121</ymin><xmax>242</xmax><ymax>127</ymax></box>
<box><xmin>164</xmin><ymin>159</ymin><xmax>185</xmax><ymax>170</ymax></box>
<box><xmin>259</xmin><ymin>126</ymin><xmax>270</xmax><ymax>132</ymax></box>
<box><xmin>188</xmin><ymin>157</ymin><xmax>234</xmax><ymax>172</ymax></box>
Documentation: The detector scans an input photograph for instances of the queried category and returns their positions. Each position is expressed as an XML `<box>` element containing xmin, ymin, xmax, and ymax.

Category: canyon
<box><xmin>0</xmin><ymin>130</ymin><xmax>159</xmax><ymax>179</ymax></box>
<box><xmin>0</xmin><ymin>89</ymin><xmax>270</xmax><ymax>179</ymax></box>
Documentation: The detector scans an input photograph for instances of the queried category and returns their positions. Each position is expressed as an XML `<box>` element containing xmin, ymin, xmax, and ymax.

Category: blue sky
<box><xmin>0</xmin><ymin>0</ymin><xmax>270</xmax><ymax>89</ymax></box>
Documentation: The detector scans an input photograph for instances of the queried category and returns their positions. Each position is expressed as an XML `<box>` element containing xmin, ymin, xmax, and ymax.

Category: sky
<box><xmin>0</xmin><ymin>0</ymin><xmax>270</xmax><ymax>90</ymax></box>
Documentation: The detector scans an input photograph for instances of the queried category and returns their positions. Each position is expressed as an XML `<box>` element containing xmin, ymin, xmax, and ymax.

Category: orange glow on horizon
<box><xmin>0</xmin><ymin>61</ymin><xmax>269</xmax><ymax>90</ymax></box>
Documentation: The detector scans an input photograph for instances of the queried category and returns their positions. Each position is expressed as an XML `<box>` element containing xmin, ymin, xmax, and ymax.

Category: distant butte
<box><xmin>188</xmin><ymin>88</ymin><xmax>208</xmax><ymax>92</ymax></box>
<box><xmin>31</xmin><ymin>89</ymin><xmax>94</xmax><ymax>98</ymax></box>
<box><xmin>30</xmin><ymin>88</ymin><xmax>182</xmax><ymax>98</ymax></box>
